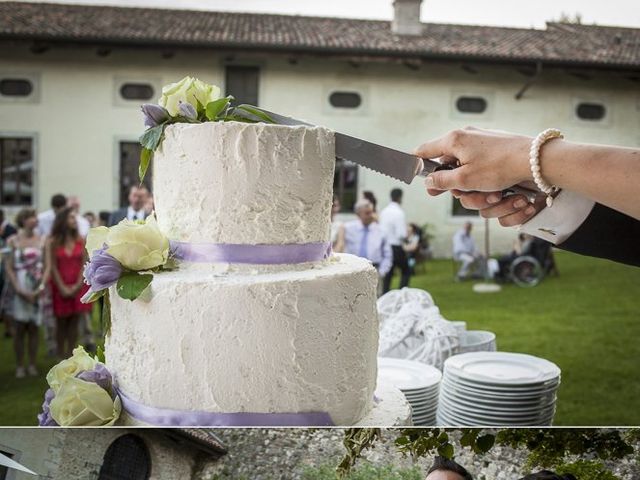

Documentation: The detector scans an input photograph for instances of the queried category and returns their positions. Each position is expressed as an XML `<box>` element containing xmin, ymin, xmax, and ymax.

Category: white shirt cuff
<box><xmin>518</xmin><ymin>190</ymin><xmax>595</xmax><ymax>245</ymax></box>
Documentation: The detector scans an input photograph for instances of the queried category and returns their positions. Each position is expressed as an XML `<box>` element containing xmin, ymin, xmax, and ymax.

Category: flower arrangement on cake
<box><xmin>38</xmin><ymin>347</ymin><xmax>121</xmax><ymax>426</ymax></box>
<box><xmin>138</xmin><ymin>76</ymin><xmax>273</xmax><ymax>182</ymax></box>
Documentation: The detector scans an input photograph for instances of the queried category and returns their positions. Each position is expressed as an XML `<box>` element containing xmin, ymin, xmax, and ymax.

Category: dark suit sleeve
<box><xmin>108</xmin><ymin>208</ymin><xmax>125</xmax><ymax>227</ymax></box>
<box><xmin>557</xmin><ymin>203</ymin><xmax>640</xmax><ymax>267</ymax></box>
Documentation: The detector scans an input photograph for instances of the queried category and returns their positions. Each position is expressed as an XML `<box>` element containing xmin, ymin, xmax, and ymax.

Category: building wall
<box><xmin>1</xmin><ymin>42</ymin><xmax>638</xmax><ymax>256</ymax></box>
<box><xmin>0</xmin><ymin>428</ymin><xmax>206</xmax><ymax>480</ymax></box>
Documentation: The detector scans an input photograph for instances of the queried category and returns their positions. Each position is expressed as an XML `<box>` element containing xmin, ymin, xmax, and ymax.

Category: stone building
<box><xmin>0</xmin><ymin>428</ymin><xmax>226</xmax><ymax>480</ymax></box>
<box><xmin>0</xmin><ymin>1</ymin><xmax>639</xmax><ymax>255</ymax></box>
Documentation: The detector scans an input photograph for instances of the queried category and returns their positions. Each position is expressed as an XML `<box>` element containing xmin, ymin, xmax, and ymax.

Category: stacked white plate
<box><xmin>378</xmin><ymin>357</ymin><xmax>441</xmax><ymax>426</ymax></box>
<box><xmin>458</xmin><ymin>330</ymin><xmax>497</xmax><ymax>353</ymax></box>
<box><xmin>437</xmin><ymin>352</ymin><xmax>561</xmax><ymax>426</ymax></box>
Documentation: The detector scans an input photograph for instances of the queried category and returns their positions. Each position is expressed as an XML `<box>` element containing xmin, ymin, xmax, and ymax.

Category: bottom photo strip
<box><xmin>0</xmin><ymin>428</ymin><xmax>638</xmax><ymax>480</ymax></box>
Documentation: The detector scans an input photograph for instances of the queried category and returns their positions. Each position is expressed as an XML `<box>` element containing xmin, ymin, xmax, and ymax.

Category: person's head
<box><xmin>83</xmin><ymin>211</ymin><xmax>96</xmax><ymax>226</ymax></box>
<box><xmin>408</xmin><ymin>222</ymin><xmax>419</xmax><ymax>236</ymax></box>
<box><xmin>354</xmin><ymin>199</ymin><xmax>375</xmax><ymax>226</ymax></box>
<box><xmin>332</xmin><ymin>195</ymin><xmax>341</xmax><ymax>217</ymax></box>
<box><xmin>128</xmin><ymin>185</ymin><xmax>149</xmax><ymax>211</ymax></box>
<box><xmin>15</xmin><ymin>208</ymin><xmax>38</xmax><ymax>232</ymax></box>
<box><xmin>519</xmin><ymin>471</ymin><xmax>577</xmax><ymax>480</ymax></box>
<box><xmin>390</xmin><ymin>188</ymin><xmax>403</xmax><ymax>204</ymax></box>
<box><xmin>464</xmin><ymin>221</ymin><xmax>473</xmax><ymax>234</ymax></box>
<box><xmin>363</xmin><ymin>191</ymin><xmax>377</xmax><ymax>211</ymax></box>
<box><xmin>98</xmin><ymin>210</ymin><xmax>111</xmax><ymax>227</ymax></box>
<box><xmin>426</xmin><ymin>457</ymin><xmax>473</xmax><ymax>480</ymax></box>
<box><xmin>51</xmin><ymin>207</ymin><xmax>79</xmax><ymax>246</ymax></box>
<box><xmin>50</xmin><ymin>193</ymin><xmax>67</xmax><ymax>213</ymax></box>
<box><xmin>67</xmin><ymin>195</ymin><xmax>81</xmax><ymax>213</ymax></box>
<box><xmin>144</xmin><ymin>193</ymin><xmax>155</xmax><ymax>214</ymax></box>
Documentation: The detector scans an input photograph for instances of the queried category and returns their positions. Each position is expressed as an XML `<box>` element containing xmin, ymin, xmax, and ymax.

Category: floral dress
<box><xmin>11</xmin><ymin>244</ymin><xmax>44</xmax><ymax>325</ymax></box>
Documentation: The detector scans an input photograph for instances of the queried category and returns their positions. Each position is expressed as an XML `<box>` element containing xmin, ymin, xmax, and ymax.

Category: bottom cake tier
<box><xmin>106</xmin><ymin>254</ymin><xmax>380</xmax><ymax>426</ymax></box>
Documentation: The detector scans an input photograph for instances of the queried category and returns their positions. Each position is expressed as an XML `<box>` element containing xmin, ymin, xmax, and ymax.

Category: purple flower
<box><xmin>83</xmin><ymin>247</ymin><xmax>122</xmax><ymax>292</ymax></box>
<box><xmin>141</xmin><ymin>103</ymin><xmax>170</xmax><ymax>128</ymax></box>
<box><xmin>37</xmin><ymin>388</ymin><xmax>58</xmax><ymax>427</ymax></box>
<box><xmin>178</xmin><ymin>101</ymin><xmax>197</xmax><ymax>120</ymax></box>
<box><xmin>77</xmin><ymin>363</ymin><xmax>113</xmax><ymax>392</ymax></box>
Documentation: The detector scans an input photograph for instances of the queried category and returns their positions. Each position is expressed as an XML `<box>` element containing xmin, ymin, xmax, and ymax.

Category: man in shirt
<box><xmin>342</xmin><ymin>199</ymin><xmax>392</xmax><ymax>294</ymax></box>
<box><xmin>108</xmin><ymin>185</ymin><xmax>150</xmax><ymax>226</ymax></box>
<box><xmin>36</xmin><ymin>193</ymin><xmax>67</xmax><ymax>237</ymax></box>
<box><xmin>452</xmin><ymin>221</ymin><xmax>486</xmax><ymax>280</ymax></box>
<box><xmin>379</xmin><ymin>188</ymin><xmax>410</xmax><ymax>293</ymax></box>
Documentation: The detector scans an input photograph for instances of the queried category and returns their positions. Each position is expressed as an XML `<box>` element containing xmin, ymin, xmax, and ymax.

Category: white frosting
<box><xmin>106</xmin><ymin>254</ymin><xmax>379</xmax><ymax>426</ymax></box>
<box><xmin>153</xmin><ymin>122</ymin><xmax>336</xmax><ymax>244</ymax></box>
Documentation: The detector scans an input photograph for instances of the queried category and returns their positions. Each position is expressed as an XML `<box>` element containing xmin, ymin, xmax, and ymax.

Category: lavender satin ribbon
<box><xmin>170</xmin><ymin>240</ymin><xmax>332</xmax><ymax>265</ymax></box>
<box><xmin>117</xmin><ymin>389</ymin><xmax>335</xmax><ymax>427</ymax></box>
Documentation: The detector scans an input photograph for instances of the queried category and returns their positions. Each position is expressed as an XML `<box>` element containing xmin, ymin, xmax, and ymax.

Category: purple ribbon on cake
<box><xmin>117</xmin><ymin>389</ymin><xmax>335</xmax><ymax>427</ymax></box>
<box><xmin>169</xmin><ymin>240</ymin><xmax>332</xmax><ymax>265</ymax></box>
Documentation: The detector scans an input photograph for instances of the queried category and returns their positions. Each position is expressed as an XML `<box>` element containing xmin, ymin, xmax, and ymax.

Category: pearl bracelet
<box><xmin>530</xmin><ymin>128</ymin><xmax>563</xmax><ymax>207</ymax></box>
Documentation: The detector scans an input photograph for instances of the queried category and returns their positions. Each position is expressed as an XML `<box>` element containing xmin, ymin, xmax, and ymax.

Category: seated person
<box><xmin>452</xmin><ymin>221</ymin><xmax>486</xmax><ymax>280</ymax></box>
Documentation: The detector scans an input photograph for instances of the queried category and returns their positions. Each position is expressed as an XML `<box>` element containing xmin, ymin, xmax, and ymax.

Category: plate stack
<box><xmin>378</xmin><ymin>357</ymin><xmax>441</xmax><ymax>426</ymax></box>
<box><xmin>437</xmin><ymin>352</ymin><xmax>561</xmax><ymax>426</ymax></box>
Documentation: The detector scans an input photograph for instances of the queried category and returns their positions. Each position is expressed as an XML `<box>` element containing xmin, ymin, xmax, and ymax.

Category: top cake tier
<box><xmin>154</xmin><ymin>122</ymin><xmax>335</xmax><ymax>244</ymax></box>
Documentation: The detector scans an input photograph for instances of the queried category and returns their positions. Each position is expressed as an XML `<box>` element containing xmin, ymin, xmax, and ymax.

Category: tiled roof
<box><xmin>164</xmin><ymin>429</ymin><xmax>227</xmax><ymax>458</ymax></box>
<box><xmin>1</xmin><ymin>1</ymin><xmax>639</xmax><ymax>69</ymax></box>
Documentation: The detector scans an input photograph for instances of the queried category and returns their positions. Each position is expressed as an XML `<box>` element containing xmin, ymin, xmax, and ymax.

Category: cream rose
<box><xmin>86</xmin><ymin>215</ymin><xmax>169</xmax><ymax>272</ymax></box>
<box><xmin>49</xmin><ymin>377</ymin><xmax>122</xmax><ymax>426</ymax></box>
<box><xmin>159</xmin><ymin>76</ymin><xmax>221</xmax><ymax>116</ymax></box>
<box><xmin>46</xmin><ymin>346</ymin><xmax>97</xmax><ymax>394</ymax></box>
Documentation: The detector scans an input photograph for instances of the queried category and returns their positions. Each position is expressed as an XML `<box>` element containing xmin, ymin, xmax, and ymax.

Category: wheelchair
<box><xmin>498</xmin><ymin>237</ymin><xmax>559</xmax><ymax>288</ymax></box>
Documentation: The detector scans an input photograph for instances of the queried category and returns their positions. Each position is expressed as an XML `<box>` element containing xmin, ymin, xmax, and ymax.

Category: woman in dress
<box><xmin>46</xmin><ymin>207</ymin><xmax>91</xmax><ymax>358</ymax></box>
<box><xmin>3</xmin><ymin>208</ymin><xmax>46</xmax><ymax>378</ymax></box>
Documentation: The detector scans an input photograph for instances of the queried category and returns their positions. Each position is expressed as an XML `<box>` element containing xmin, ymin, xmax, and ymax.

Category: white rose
<box><xmin>46</xmin><ymin>346</ymin><xmax>98</xmax><ymax>394</ymax></box>
<box><xmin>49</xmin><ymin>377</ymin><xmax>121</xmax><ymax>426</ymax></box>
<box><xmin>159</xmin><ymin>76</ymin><xmax>221</xmax><ymax>116</ymax></box>
<box><xmin>104</xmin><ymin>215</ymin><xmax>169</xmax><ymax>271</ymax></box>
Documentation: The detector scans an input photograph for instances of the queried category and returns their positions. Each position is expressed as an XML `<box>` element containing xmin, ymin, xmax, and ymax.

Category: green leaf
<box><xmin>139</xmin><ymin>147</ymin><xmax>153</xmax><ymax>183</ymax></box>
<box><xmin>205</xmin><ymin>97</ymin><xmax>232</xmax><ymax>121</ymax></box>
<box><xmin>96</xmin><ymin>345</ymin><xmax>106</xmax><ymax>363</ymax></box>
<box><xmin>476</xmin><ymin>434</ymin><xmax>496</xmax><ymax>453</ymax></box>
<box><xmin>139</xmin><ymin>124</ymin><xmax>164</xmax><ymax>150</ymax></box>
<box><xmin>437</xmin><ymin>443</ymin><xmax>454</xmax><ymax>459</ymax></box>
<box><xmin>235</xmin><ymin>104</ymin><xmax>275</xmax><ymax>123</ymax></box>
<box><xmin>102</xmin><ymin>289</ymin><xmax>111</xmax><ymax>337</ymax></box>
<box><xmin>116</xmin><ymin>273</ymin><xmax>153</xmax><ymax>301</ymax></box>
<box><xmin>222</xmin><ymin>114</ymin><xmax>258</xmax><ymax>124</ymax></box>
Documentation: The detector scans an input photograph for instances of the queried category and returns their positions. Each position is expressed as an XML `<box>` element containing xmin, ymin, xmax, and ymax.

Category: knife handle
<box><xmin>429</xmin><ymin>163</ymin><xmax>540</xmax><ymax>203</ymax></box>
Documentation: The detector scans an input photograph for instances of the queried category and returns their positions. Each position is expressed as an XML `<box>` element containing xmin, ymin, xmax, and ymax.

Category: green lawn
<box><xmin>1</xmin><ymin>250</ymin><xmax>638</xmax><ymax>426</ymax></box>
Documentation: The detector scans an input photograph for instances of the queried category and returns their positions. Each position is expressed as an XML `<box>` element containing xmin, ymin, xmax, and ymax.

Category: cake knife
<box><xmin>246</xmin><ymin>107</ymin><xmax>538</xmax><ymax>202</ymax></box>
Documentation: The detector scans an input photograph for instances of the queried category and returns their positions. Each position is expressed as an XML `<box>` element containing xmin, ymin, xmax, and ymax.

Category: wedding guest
<box><xmin>108</xmin><ymin>185</ymin><xmax>149</xmax><ymax>226</ymax></box>
<box><xmin>330</xmin><ymin>195</ymin><xmax>344</xmax><ymax>252</ymax></box>
<box><xmin>425</xmin><ymin>456</ymin><xmax>473</xmax><ymax>480</ymax></box>
<box><xmin>46</xmin><ymin>207</ymin><xmax>92</xmax><ymax>358</ymax></box>
<box><xmin>98</xmin><ymin>210</ymin><xmax>111</xmax><ymax>227</ymax></box>
<box><xmin>67</xmin><ymin>195</ymin><xmax>91</xmax><ymax>238</ymax></box>
<box><xmin>452</xmin><ymin>221</ymin><xmax>486</xmax><ymax>281</ymax></box>
<box><xmin>417</xmin><ymin>127</ymin><xmax>639</xmax><ymax>267</ymax></box>
<box><xmin>341</xmin><ymin>199</ymin><xmax>392</xmax><ymax>294</ymax></box>
<box><xmin>362</xmin><ymin>190</ymin><xmax>379</xmax><ymax>222</ymax></box>
<box><xmin>519</xmin><ymin>471</ymin><xmax>577</xmax><ymax>480</ymax></box>
<box><xmin>83</xmin><ymin>211</ymin><xmax>97</xmax><ymax>228</ymax></box>
<box><xmin>36</xmin><ymin>193</ymin><xmax>67</xmax><ymax>237</ymax></box>
<box><xmin>3</xmin><ymin>209</ymin><xmax>46</xmax><ymax>378</ymax></box>
<box><xmin>403</xmin><ymin>223</ymin><xmax>422</xmax><ymax>274</ymax></box>
<box><xmin>379</xmin><ymin>188</ymin><xmax>410</xmax><ymax>293</ymax></box>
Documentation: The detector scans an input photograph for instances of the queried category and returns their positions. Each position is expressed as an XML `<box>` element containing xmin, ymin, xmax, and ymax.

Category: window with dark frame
<box><xmin>119</xmin><ymin>83</ymin><xmax>155</xmax><ymax>101</ymax></box>
<box><xmin>334</xmin><ymin>158</ymin><xmax>359</xmax><ymax>212</ymax></box>
<box><xmin>225</xmin><ymin>66</ymin><xmax>260</xmax><ymax>106</ymax></box>
<box><xmin>576</xmin><ymin>102</ymin><xmax>606</xmax><ymax>121</ymax></box>
<box><xmin>0</xmin><ymin>137</ymin><xmax>33</xmax><ymax>206</ymax></box>
<box><xmin>329</xmin><ymin>91</ymin><xmax>362</xmax><ymax>109</ymax></box>
<box><xmin>0</xmin><ymin>78</ymin><xmax>33</xmax><ymax>97</ymax></box>
<box><xmin>98</xmin><ymin>434</ymin><xmax>151</xmax><ymax>480</ymax></box>
<box><xmin>455</xmin><ymin>96</ymin><xmax>488</xmax><ymax>114</ymax></box>
<box><xmin>119</xmin><ymin>142</ymin><xmax>152</xmax><ymax>208</ymax></box>
<box><xmin>452</xmin><ymin>197</ymin><xmax>479</xmax><ymax>217</ymax></box>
